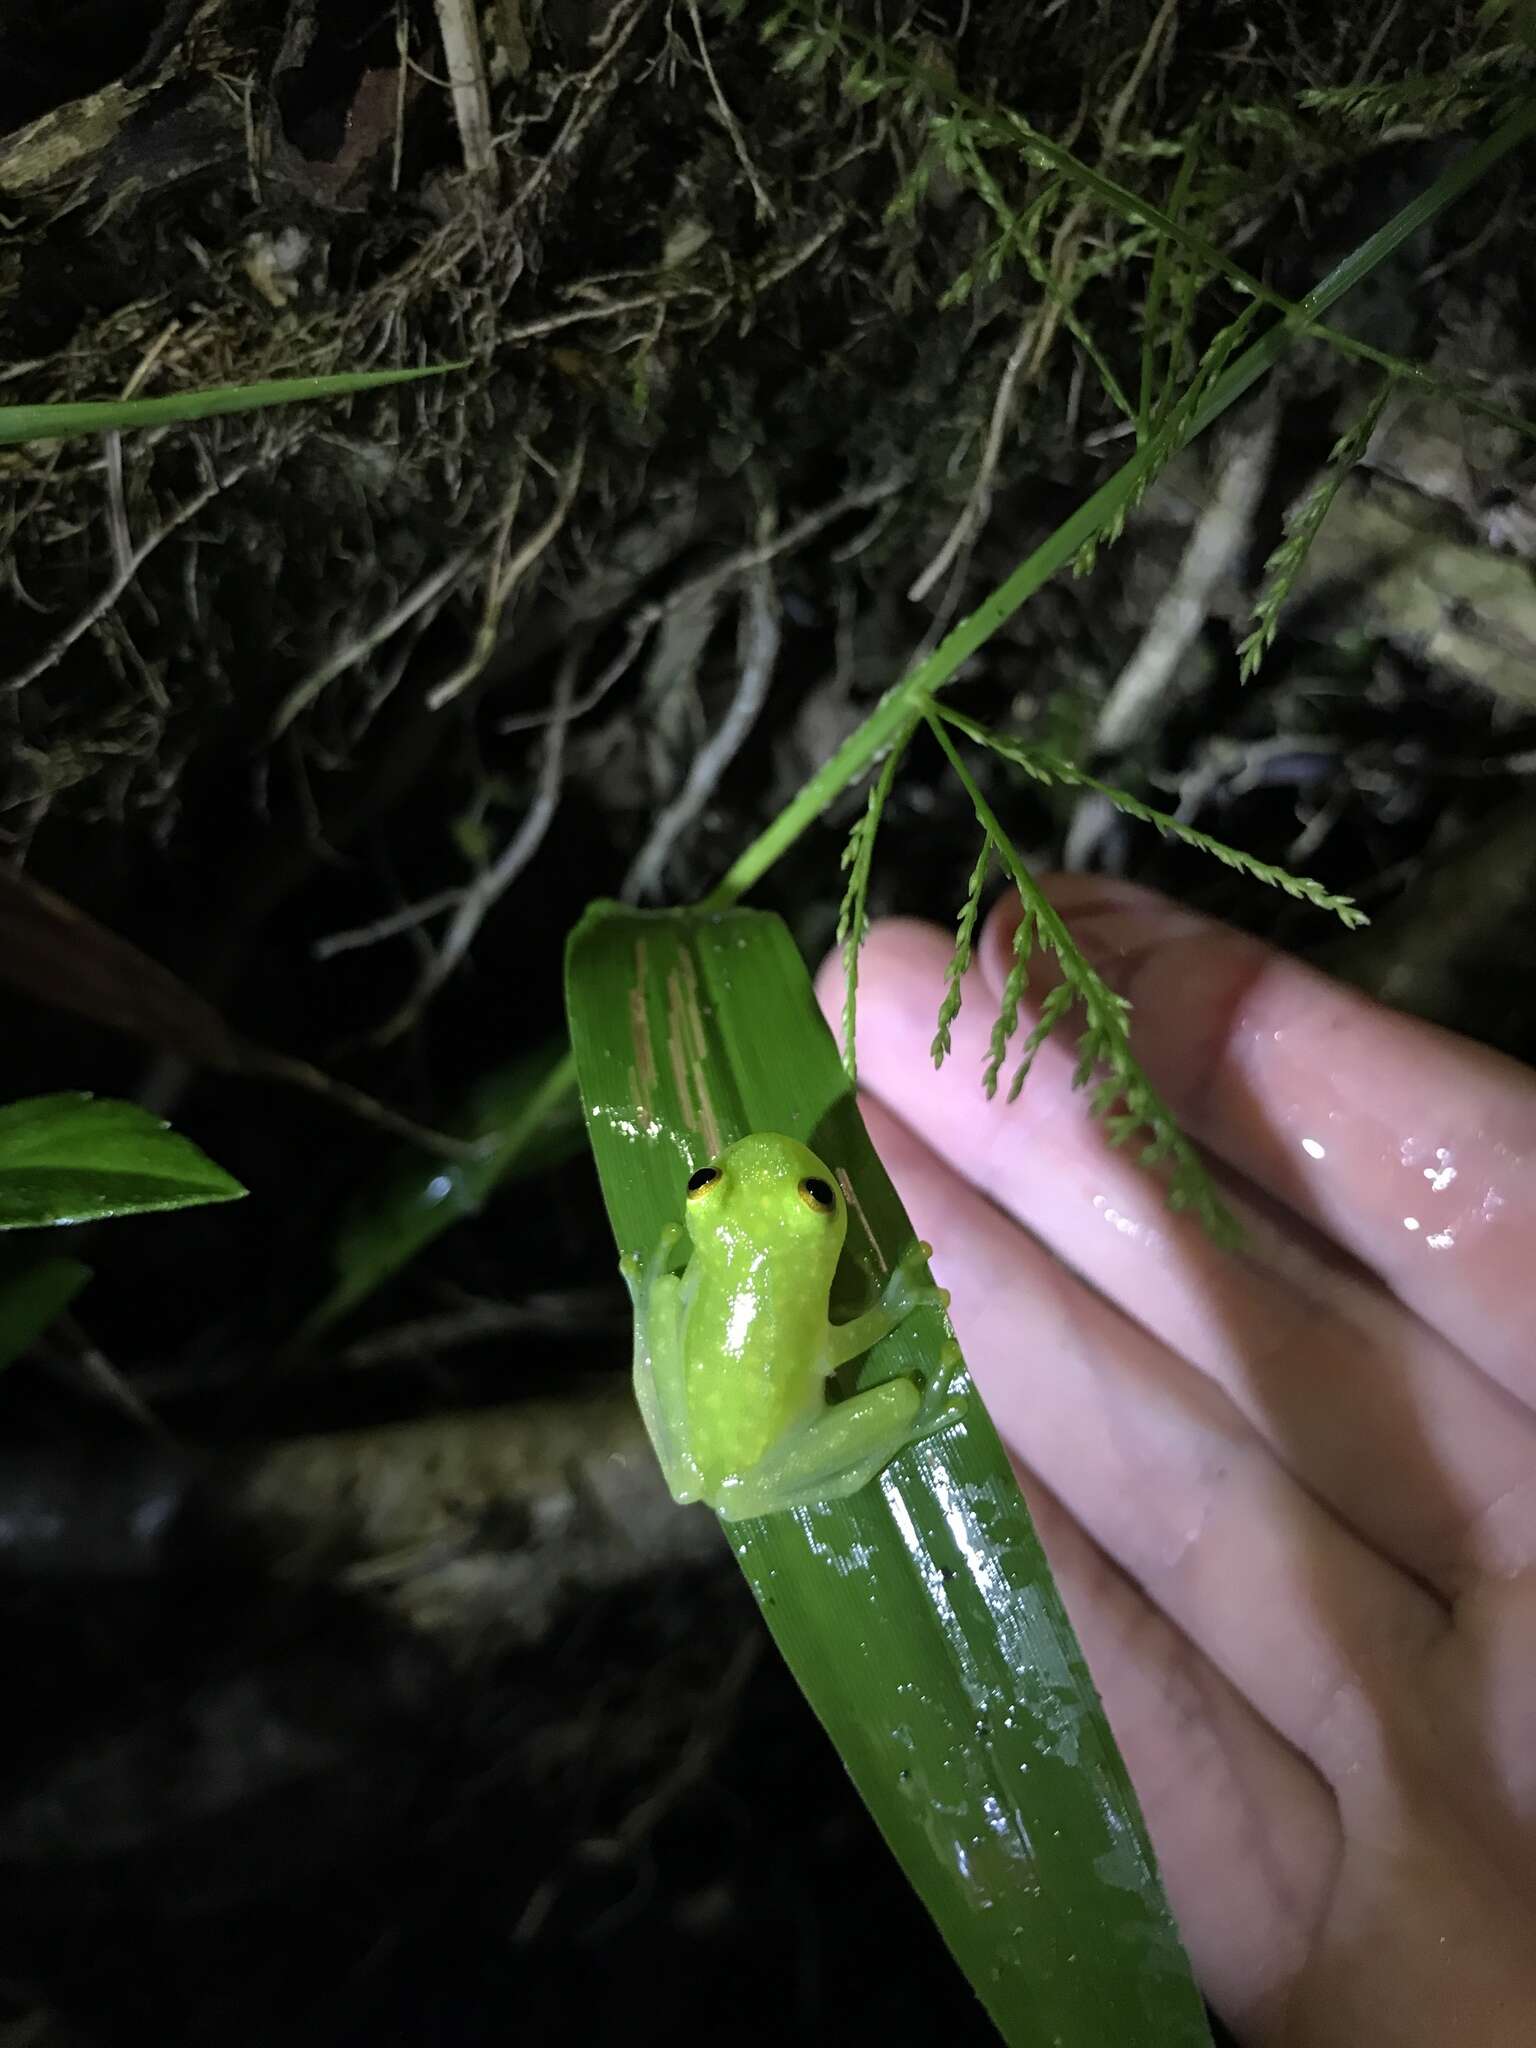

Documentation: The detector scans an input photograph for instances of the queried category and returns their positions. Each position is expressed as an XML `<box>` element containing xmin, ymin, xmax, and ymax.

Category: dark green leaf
<box><xmin>0</xmin><ymin>1094</ymin><xmax>246</xmax><ymax>1228</ymax></box>
<box><xmin>302</xmin><ymin>1042</ymin><xmax>585</xmax><ymax>1335</ymax></box>
<box><xmin>0</xmin><ymin>1250</ymin><xmax>91</xmax><ymax>1368</ymax></box>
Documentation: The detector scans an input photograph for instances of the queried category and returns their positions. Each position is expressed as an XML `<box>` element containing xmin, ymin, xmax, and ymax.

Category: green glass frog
<box><xmin>621</xmin><ymin>1132</ymin><xmax>964</xmax><ymax>1519</ymax></box>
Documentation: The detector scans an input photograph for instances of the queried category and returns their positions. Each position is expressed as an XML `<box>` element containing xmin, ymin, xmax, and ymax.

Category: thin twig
<box><xmin>497</xmin><ymin>289</ymin><xmax>703</xmax><ymax>344</ymax></box>
<box><xmin>376</xmin><ymin>648</ymin><xmax>581</xmax><ymax>1040</ymax></box>
<box><xmin>350</xmin><ymin>589</ymin><xmax>454</xmax><ymax>737</ymax></box>
<box><xmin>339</xmin><ymin>1291</ymin><xmax>621</xmax><ymax>1369</ymax></box>
<box><xmin>53</xmin><ymin>1313</ymin><xmax>173</xmax><ymax>1441</ymax></box>
<box><xmin>498</xmin><ymin>611</ymin><xmax>655</xmax><ymax>735</ymax></box>
<box><xmin>622</xmin><ymin>541</ymin><xmax>781</xmax><ymax>901</ymax></box>
<box><xmin>98</xmin><ymin>326</ymin><xmax>181</xmax><ymax>581</ymax></box>
<box><xmin>749</xmin><ymin>214</ymin><xmax>846</xmax><ymax>293</ymax></box>
<box><xmin>242</xmin><ymin>1043</ymin><xmax>492</xmax><ymax>1159</ymax></box>
<box><xmin>1</xmin><ymin>459</ymin><xmax>252</xmax><ymax>694</ymax></box>
<box><xmin>685</xmin><ymin>0</ymin><xmax>775</xmax><ymax>221</ymax></box>
<box><xmin>419</xmin><ymin>450</ymin><xmax>528</xmax><ymax>698</ymax></box>
<box><xmin>657</xmin><ymin>472</ymin><xmax>904</xmax><ymax>618</ymax></box>
<box><xmin>428</xmin><ymin>434</ymin><xmax>587</xmax><ymax>710</ymax></box>
<box><xmin>270</xmin><ymin>547</ymin><xmax>476</xmax><ymax>736</ymax></box>
<box><xmin>312</xmin><ymin>885</ymin><xmax>466</xmax><ymax>962</ymax></box>
<box><xmin>908</xmin><ymin>314</ymin><xmax>1036</xmax><ymax>604</ymax></box>
<box><xmin>497</xmin><ymin>470</ymin><xmax>905</xmax><ymax>735</ymax></box>
<box><xmin>1102</xmin><ymin>0</ymin><xmax>1181</xmax><ymax>152</ymax></box>
<box><xmin>512</xmin><ymin>0</ymin><xmax>649</xmax><ymax>209</ymax></box>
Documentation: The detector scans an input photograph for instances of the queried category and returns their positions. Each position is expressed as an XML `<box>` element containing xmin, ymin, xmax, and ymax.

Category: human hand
<box><xmin>817</xmin><ymin>877</ymin><xmax>1536</xmax><ymax>2046</ymax></box>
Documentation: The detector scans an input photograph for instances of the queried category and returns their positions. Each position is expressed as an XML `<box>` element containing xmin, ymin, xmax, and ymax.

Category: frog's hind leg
<box><xmin>910</xmin><ymin>1338</ymin><xmax>968</xmax><ymax>1441</ymax></box>
<box><xmin>714</xmin><ymin>1377</ymin><xmax>923</xmax><ymax>1521</ymax></box>
<box><xmin>623</xmin><ymin>1225</ymin><xmax>703</xmax><ymax>1505</ymax></box>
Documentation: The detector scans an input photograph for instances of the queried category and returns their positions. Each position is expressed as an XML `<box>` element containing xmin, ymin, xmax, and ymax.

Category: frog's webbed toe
<box><xmin>881</xmin><ymin>1239</ymin><xmax>950</xmax><ymax>1318</ymax></box>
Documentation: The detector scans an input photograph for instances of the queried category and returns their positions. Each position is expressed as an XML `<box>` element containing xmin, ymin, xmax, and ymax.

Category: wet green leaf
<box><xmin>0</xmin><ymin>1094</ymin><xmax>246</xmax><ymax>1228</ymax></box>
<box><xmin>565</xmin><ymin>901</ymin><xmax>1210</xmax><ymax>2048</ymax></box>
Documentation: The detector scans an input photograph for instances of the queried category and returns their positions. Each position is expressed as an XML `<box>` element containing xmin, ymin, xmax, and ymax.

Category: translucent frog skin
<box><xmin>620</xmin><ymin>1132</ymin><xmax>963</xmax><ymax>1520</ymax></box>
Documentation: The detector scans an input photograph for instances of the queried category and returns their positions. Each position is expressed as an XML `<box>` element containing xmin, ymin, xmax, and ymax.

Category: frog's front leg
<box><xmin>621</xmin><ymin>1225</ymin><xmax>704</xmax><ymax>1505</ymax></box>
<box><xmin>825</xmin><ymin>1238</ymin><xmax>950</xmax><ymax>1369</ymax></box>
<box><xmin>825</xmin><ymin>1239</ymin><xmax>966</xmax><ymax>1437</ymax></box>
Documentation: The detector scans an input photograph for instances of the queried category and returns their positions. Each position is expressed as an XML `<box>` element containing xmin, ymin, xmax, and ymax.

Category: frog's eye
<box><xmin>797</xmin><ymin>1176</ymin><xmax>837</xmax><ymax>1215</ymax></box>
<box><xmin>686</xmin><ymin>1166</ymin><xmax>722</xmax><ymax>1199</ymax></box>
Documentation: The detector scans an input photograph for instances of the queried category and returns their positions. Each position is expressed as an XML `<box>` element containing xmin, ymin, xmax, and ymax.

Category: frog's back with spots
<box><xmin>678</xmin><ymin>1133</ymin><xmax>847</xmax><ymax>1487</ymax></box>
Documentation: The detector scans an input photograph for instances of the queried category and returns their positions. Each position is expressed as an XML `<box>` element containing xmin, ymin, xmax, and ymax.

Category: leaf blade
<box><xmin>566</xmin><ymin>902</ymin><xmax>1210</xmax><ymax>2047</ymax></box>
<box><xmin>0</xmin><ymin>1094</ymin><xmax>246</xmax><ymax>1228</ymax></box>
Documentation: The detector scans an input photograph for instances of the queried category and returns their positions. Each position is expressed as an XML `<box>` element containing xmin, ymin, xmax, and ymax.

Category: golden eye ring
<box><xmin>797</xmin><ymin>1175</ymin><xmax>836</xmax><ymax>1214</ymax></box>
<box><xmin>686</xmin><ymin>1166</ymin><xmax>722</xmax><ymax>1200</ymax></box>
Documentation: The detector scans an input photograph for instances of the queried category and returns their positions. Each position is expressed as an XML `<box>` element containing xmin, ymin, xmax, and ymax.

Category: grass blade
<box><xmin>0</xmin><ymin>366</ymin><xmax>460</xmax><ymax>448</ymax></box>
<box><xmin>935</xmin><ymin>707</ymin><xmax>1367</xmax><ymax>927</ymax></box>
<box><xmin>566</xmin><ymin>902</ymin><xmax>1211</xmax><ymax>2047</ymax></box>
<box><xmin>705</xmin><ymin>88</ymin><xmax>1536</xmax><ymax>914</ymax></box>
<box><xmin>1238</xmin><ymin>376</ymin><xmax>1394</xmax><ymax>680</ymax></box>
<box><xmin>836</xmin><ymin>733</ymin><xmax>912</xmax><ymax>1081</ymax></box>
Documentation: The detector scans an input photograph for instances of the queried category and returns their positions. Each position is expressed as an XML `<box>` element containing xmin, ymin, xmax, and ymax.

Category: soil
<box><xmin>1</xmin><ymin>3</ymin><xmax>1534</xmax><ymax>2042</ymax></box>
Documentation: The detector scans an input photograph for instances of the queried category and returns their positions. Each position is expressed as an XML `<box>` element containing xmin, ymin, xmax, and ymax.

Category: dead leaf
<box><xmin>0</xmin><ymin>866</ymin><xmax>476</xmax><ymax>1160</ymax></box>
<box><xmin>0</xmin><ymin>863</ymin><xmax>241</xmax><ymax>1069</ymax></box>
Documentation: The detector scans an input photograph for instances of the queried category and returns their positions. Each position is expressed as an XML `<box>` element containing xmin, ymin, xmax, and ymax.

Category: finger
<box><xmin>823</xmin><ymin>921</ymin><xmax>1536</xmax><ymax>1594</ymax></box>
<box><xmin>1017</xmin><ymin>1475</ymin><xmax>1332</xmax><ymax>2039</ymax></box>
<box><xmin>857</xmin><ymin>1095</ymin><xmax>1443</xmax><ymax>1791</ymax></box>
<box><xmin>982</xmin><ymin>877</ymin><xmax>1536</xmax><ymax>1415</ymax></box>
